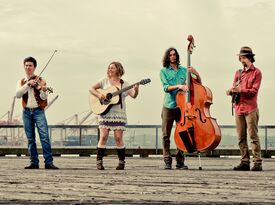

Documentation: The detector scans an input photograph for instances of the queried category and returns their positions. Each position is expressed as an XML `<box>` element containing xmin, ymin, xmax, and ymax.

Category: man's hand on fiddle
<box><xmin>27</xmin><ymin>79</ymin><xmax>37</xmax><ymax>87</ymax></box>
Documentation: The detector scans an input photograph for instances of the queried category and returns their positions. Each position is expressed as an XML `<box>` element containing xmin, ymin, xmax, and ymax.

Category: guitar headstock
<box><xmin>139</xmin><ymin>78</ymin><xmax>151</xmax><ymax>85</ymax></box>
<box><xmin>187</xmin><ymin>35</ymin><xmax>195</xmax><ymax>54</ymax></box>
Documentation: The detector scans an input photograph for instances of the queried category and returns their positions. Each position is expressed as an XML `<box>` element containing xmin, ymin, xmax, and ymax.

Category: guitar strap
<box><xmin>119</xmin><ymin>79</ymin><xmax>124</xmax><ymax>109</ymax></box>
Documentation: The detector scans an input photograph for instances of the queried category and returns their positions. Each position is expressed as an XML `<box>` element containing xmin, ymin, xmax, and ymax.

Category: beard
<box><xmin>241</xmin><ymin>61</ymin><xmax>248</xmax><ymax>67</ymax></box>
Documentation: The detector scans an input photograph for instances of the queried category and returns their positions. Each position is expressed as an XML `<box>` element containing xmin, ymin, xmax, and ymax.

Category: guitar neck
<box><xmin>112</xmin><ymin>82</ymin><xmax>139</xmax><ymax>97</ymax></box>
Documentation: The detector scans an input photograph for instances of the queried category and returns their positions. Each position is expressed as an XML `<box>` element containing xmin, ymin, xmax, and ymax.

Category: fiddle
<box><xmin>28</xmin><ymin>76</ymin><xmax>53</xmax><ymax>93</ymax></box>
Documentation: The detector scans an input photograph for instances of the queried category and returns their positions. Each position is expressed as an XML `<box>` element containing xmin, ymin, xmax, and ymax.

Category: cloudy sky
<box><xmin>1</xmin><ymin>0</ymin><xmax>274</xmax><ymax>125</ymax></box>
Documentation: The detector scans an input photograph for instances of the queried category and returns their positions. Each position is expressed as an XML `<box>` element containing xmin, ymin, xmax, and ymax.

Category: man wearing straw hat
<box><xmin>226</xmin><ymin>46</ymin><xmax>262</xmax><ymax>171</ymax></box>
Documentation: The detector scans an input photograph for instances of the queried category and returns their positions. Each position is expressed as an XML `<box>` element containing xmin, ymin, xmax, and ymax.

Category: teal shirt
<box><xmin>160</xmin><ymin>65</ymin><xmax>187</xmax><ymax>108</ymax></box>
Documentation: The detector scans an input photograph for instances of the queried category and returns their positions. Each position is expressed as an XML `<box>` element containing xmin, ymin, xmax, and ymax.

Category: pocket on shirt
<box><xmin>167</xmin><ymin>76</ymin><xmax>176</xmax><ymax>84</ymax></box>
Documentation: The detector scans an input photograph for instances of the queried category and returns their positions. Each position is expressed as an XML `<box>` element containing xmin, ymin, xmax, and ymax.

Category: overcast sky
<box><xmin>1</xmin><ymin>0</ymin><xmax>275</xmax><ymax>125</ymax></box>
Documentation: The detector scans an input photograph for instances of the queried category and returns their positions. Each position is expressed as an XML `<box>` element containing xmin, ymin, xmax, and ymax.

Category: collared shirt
<box><xmin>160</xmin><ymin>65</ymin><xmax>187</xmax><ymax>108</ymax></box>
<box><xmin>233</xmin><ymin>64</ymin><xmax>262</xmax><ymax>115</ymax></box>
<box><xmin>16</xmin><ymin>76</ymin><xmax>48</xmax><ymax>108</ymax></box>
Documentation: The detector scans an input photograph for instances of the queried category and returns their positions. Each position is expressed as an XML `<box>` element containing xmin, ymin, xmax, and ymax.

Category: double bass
<box><xmin>174</xmin><ymin>35</ymin><xmax>221</xmax><ymax>154</ymax></box>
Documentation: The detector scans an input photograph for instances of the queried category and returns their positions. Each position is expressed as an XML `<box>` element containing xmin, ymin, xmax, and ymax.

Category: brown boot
<box><xmin>116</xmin><ymin>148</ymin><xmax>125</xmax><ymax>170</ymax></box>
<box><xmin>96</xmin><ymin>148</ymin><xmax>106</xmax><ymax>170</ymax></box>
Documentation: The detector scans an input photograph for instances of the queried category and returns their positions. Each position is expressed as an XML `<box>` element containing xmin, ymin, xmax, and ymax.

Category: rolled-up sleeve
<box><xmin>160</xmin><ymin>69</ymin><xmax>169</xmax><ymax>92</ymax></box>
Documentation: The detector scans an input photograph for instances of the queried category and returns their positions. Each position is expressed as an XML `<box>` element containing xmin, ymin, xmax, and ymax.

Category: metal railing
<box><xmin>1</xmin><ymin>124</ymin><xmax>275</xmax><ymax>151</ymax></box>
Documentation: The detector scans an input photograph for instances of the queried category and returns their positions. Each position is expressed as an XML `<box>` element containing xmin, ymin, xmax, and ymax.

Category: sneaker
<box><xmin>251</xmin><ymin>163</ymin><xmax>262</xmax><ymax>171</ymax></box>
<box><xmin>233</xmin><ymin>162</ymin><xmax>250</xmax><ymax>171</ymax></box>
<box><xmin>164</xmin><ymin>163</ymin><xmax>172</xmax><ymax>170</ymax></box>
<box><xmin>176</xmin><ymin>162</ymin><xmax>188</xmax><ymax>170</ymax></box>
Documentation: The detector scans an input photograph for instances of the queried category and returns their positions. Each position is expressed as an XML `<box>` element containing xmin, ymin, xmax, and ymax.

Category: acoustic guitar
<box><xmin>90</xmin><ymin>78</ymin><xmax>151</xmax><ymax>115</ymax></box>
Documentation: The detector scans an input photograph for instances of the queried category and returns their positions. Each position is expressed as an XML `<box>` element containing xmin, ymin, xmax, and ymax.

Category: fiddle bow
<box><xmin>29</xmin><ymin>50</ymin><xmax>58</xmax><ymax>93</ymax></box>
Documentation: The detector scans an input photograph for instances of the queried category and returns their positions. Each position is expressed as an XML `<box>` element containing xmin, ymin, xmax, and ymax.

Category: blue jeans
<box><xmin>23</xmin><ymin>108</ymin><xmax>53</xmax><ymax>165</ymax></box>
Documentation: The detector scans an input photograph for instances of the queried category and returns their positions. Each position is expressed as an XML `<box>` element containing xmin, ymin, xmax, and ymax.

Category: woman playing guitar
<box><xmin>89</xmin><ymin>61</ymin><xmax>139</xmax><ymax>170</ymax></box>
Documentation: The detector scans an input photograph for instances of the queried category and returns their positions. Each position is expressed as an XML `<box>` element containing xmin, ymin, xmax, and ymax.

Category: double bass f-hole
<box><xmin>179</xmin><ymin>107</ymin><xmax>206</xmax><ymax>126</ymax></box>
<box><xmin>195</xmin><ymin>108</ymin><xmax>206</xmax><ymax>123</ymax></box>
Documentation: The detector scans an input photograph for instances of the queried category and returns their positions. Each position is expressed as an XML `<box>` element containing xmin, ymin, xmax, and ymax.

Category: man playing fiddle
<box><xmin>16</xmin><ymin>56</ymin><xmax>58</xmax><ymax>169</ymax></box>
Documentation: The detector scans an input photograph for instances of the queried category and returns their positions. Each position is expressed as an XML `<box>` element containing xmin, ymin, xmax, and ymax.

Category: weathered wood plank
<box><xmin>0</xmin><ymin>156</ymin><xmax>274</xmax><ymax>204</ymax></box>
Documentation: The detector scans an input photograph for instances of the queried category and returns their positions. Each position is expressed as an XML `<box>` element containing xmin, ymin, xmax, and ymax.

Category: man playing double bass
<box><xmin>226</xmin><ymin>46</ymin><xmax>263</xmax><ymax>171</ymax></box>
<box><xmin>160</xmin><ymin>47</ymin><xmax>201</xmax><ymax>170</ymax></box>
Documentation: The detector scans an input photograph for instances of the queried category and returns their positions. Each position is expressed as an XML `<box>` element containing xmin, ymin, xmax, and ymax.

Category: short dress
<box><xmin>97</xmin><ymin>77</ymin><xmax>131</xmax><ymax>131</ymax></box>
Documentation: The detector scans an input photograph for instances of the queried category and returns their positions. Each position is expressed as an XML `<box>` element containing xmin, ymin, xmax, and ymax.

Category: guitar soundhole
<box><xmin>106</xmin><ymin>93</ymin><xmax>112</xmax><ymax>100</ymax></box>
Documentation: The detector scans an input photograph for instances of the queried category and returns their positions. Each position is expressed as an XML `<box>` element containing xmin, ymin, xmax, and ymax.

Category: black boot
<box><xmin>96</xmin><ymin>148</ymin><xmax>106</xmax><ymax>170</ymax></box>
<box><xmin>233</xmin><ymin>162</ymin><xmax>250</xmax><ymax>171</ymax></box>
<box><xmin>116</xmin><ymin>148</ymin><xmax>125</xmax><ymax>170</ymax></box>
<box><xmin>163</xmin><ymin>136</ymin><xmax>172</xmax><ymax>169</ymax></box>
<box><xmin>251</xmin><ymin>163</ymin><xmax>262</xmax><ymax>171</ymax></box>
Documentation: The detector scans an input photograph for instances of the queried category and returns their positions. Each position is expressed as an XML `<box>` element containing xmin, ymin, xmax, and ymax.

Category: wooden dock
<box><xmin>0</xmin><ymin>156</ymin><xmax>274</xmax><ymax>204</ymax></box>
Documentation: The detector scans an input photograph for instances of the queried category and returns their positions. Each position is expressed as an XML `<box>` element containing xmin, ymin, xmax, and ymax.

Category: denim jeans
<box><xmin>23</xmin><ymin>108</ymin><xmax>53</xmax><ymax>165</ymax></box>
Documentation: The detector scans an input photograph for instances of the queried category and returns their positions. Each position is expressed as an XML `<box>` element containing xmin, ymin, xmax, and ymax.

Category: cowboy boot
<box><xmin>96</xmin><ymin>147</ymin><xmax>106</xmax><ymax>170</ymax></box>
<box><xmin>116</xmin><ymin>148</ymin><xmax>125</xmax><ymax>170</ymax></box>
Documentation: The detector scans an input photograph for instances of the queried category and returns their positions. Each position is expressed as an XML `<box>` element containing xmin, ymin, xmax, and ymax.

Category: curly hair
<box><xmin>162</xmin><ymin>47</ymin><xmax>180</xmax><ymax>68</ymax></box>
